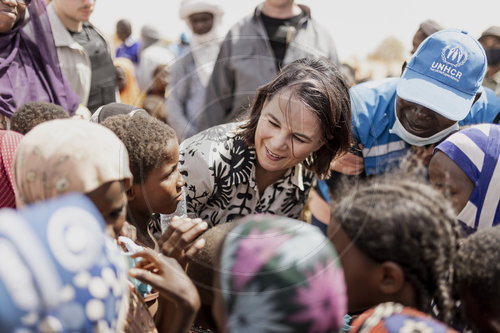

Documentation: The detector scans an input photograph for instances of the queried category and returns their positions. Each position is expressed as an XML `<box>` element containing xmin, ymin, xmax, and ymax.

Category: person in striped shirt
<box><xmin>429</xmin><ymin>123</ymin><xmax>500</xmax><ymax>233</ymax></box>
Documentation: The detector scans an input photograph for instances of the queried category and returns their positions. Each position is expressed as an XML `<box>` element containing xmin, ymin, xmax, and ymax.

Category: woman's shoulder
<box><xmin>179</xmin><ymin>122</ymin><xmax>246</xmax><ymax>159</ymax></box>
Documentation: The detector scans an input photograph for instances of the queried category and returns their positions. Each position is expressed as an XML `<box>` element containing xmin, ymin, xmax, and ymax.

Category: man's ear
<box><xmin>377</xmin><ymin>262</ymin><xmax>406</xmax><ymax>295</ymax></box>
<box><xmin>400</xmin><ymin>60</ymin><xmax>408</xmax><ymax>76</ymax></box>
<box><xmin>472</xmin><ymin>91</ymin><xmax>482</xmax><ymax>105</ymax></box>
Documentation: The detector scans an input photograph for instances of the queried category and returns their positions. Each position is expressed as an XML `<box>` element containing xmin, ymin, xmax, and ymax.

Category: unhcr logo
<box><xmin>429</xmin><ymin>45</ymin><xmax>468</xmax><ymax>82</ymax></box>
<box><xmin>441</xmin><ymin>45</ymin><xmax>468</xmax><ymax>67</ymax></box>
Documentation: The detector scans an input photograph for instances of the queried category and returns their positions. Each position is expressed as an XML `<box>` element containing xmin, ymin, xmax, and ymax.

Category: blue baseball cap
<box><xmin>397</xmin><ymin>29</ymin><xmax>487</xmax><ymax>121</ymax></box>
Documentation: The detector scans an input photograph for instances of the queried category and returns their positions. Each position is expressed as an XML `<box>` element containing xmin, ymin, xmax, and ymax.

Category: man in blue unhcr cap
<box><xmin>309</xmin><ymin>29</ymin><xmax>500</xmax><ymax>232</ymax></box>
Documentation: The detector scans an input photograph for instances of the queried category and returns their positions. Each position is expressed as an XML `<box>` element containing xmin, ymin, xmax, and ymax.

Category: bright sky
<box><xmin>92</xmin><ymin>0</ymin><xmax>500</xmax><ymax>61</ymax></box>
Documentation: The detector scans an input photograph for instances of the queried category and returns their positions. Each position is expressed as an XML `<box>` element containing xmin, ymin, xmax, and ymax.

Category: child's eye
<box><xmin>162</xmin><ymin>166</ymin><xmax>177</xmax><ymax>181</ymax></box>
<box><xmin>109</xmin><ymin>207</ymin><xmax>125</xmax><ymax>220</ymax></box>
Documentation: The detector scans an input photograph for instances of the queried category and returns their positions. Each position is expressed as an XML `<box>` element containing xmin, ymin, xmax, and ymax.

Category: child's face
<box><xmin>86</xmin><ymin>180</ymin><xmax>128</xmax><ymax>239</ymax></box>
<box><xmin>133</xmin><ymin>142</ymin><xmax>185</xmax><ymax>215</ymax></box>
<box><xmin>459</xmin><ymin>284</ymin><xmax>500</xmax><ymax>333</ymax></box>
<box><xmin>429</xmin><ymin>151</ymin><xmax>474</xmax><ymax>214</ymax></box>
<box><xmin>327</xmin><ymin>219</ymin><xmax>382</xmax><ymax>314</ymax></box>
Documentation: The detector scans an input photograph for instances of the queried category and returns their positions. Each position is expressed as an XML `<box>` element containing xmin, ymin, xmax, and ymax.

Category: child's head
<box><xmin>212</xmin><ymin>214</ymin><xmax>347</xmax><ymax>333</ymax></box>
<box><xmin>429</xmin><ymin>124</ymin><xmax>500</xmax><ymax>232</ymax></box>
<box><xmin>148</xmin><ymin>64</ymin><xmax>169</xmax><ymax>97</ymax></box>
<box><xmin>142</xmin><ymin>95</ymin><xmax>167</xmax><ymax>123</ymax></box>
<box><xmin>328</xmin><ymin>179</ymin><xmax>460</xmax><ymax>324</ymax></box>
<box><xmin>101</xmin><ymin>112</ymin><xmax>184</xmax><ymax>216</ymax></box>
<box><xmin>11</xmin><ymin>102</ymin><xmax>69</xmax><ymax>135</ymax></box>
<box><xmin>186</xmin><ymin>222</ymin><xmax>237</xmax><ymax>331</ymax></box>
<box><xmin>240</xmin><ymin>57</ymin><xmax>352</xmax><ymax>178</ymax></box>
<box><xmin>13</xmin><ymin>119</ymin><xmax>132</xmax><ymax>239</ymax></box>
<box><xmin>455</xmin><ymin>226</ymin><xmax>500</xmax><ymax>332</ymax></box>
<box><xmin>351</xmin><ymin>302</ymin><xmax>457</xmax><ymax>333</ymax></box>
<box><xmin>91</xmin><ymin>102</ymin><xmax>147</xmax><ymax>124</ymax></box>
<box><xmin>0</xmin><ymin>194</ymin><xmax>129</xmax><ymax>332</ymax></box>
<box><xmin>116</xmin><ymin>19</ymin><xmax>132</xmax><ymax>42</ymax></box>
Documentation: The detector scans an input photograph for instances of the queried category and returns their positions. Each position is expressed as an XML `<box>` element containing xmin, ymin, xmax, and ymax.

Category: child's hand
<box><xmin>119</xmin><ymin>221</ymin><xmax>137</xmax><ymax>242</ymax></box>
<box><xmin>129</xmin><ymin>248</ymin><xmax>199</xmax><ymax>307</ymax></box>
<box><xmin>158</xmin><ymin>216</ymin><xmax>207</xmax><ymax>268</ymax></box>
<box><xmin>129</xmin><ymin>248</ymin><xmax>200</xmax><ymax>332</ymax></box>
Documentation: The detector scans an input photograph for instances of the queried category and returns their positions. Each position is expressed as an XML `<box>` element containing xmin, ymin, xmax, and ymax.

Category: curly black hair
<box><xmin>455</xmin><ymin>226</ymin><xmax>500</xmax><ymax>318</ymax></box>
<box><xmin>330</xmin><ymin>178</ymin><xmax>461</xmax><ymax>324</ymax></box>
<box><xmin>11</xmin><ymin>102</ymin><xmax>69</xmax><ymax>135</ymax></box>
<box><xmin>101</xmin><ymin>112</ymin><xmax>177</xmax><ymax>183</ymax></box>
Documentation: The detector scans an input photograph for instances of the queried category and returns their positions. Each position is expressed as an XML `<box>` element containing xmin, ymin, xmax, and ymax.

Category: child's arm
<box><xmin>158</xmin><ymin>216</ymin><xmax>208</xmax><ymax>269</ymax></box>
<box><xmin>130</xmin><ymin>248</ymin><xmax>201</xmax><ymax>333</ymax></box>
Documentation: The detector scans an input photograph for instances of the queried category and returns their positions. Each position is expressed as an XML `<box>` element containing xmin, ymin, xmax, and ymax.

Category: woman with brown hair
<box><xmin>179</xmin><ymin>57</ymin><xmax>352</xmax><ymax>226</ymax></box>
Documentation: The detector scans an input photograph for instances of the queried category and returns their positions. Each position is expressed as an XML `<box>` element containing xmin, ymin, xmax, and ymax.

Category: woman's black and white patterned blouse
<box><xmin>179</xmin><ymin>122</ymin><xmax>314</xmax><ymax>227</ymax></box>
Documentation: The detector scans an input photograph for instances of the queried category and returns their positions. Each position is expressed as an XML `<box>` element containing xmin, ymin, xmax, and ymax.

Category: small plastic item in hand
<box><xmin>160</xmin><ymin>187</ymin><xmax>187</xmax><ymax>233</ymax></box>
<box><xmin>119</xmin><ymin>236</ymin><xmax>153</xmax><ymax>297</ymax></box>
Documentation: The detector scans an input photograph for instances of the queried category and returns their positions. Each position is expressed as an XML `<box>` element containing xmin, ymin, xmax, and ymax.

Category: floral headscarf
<box><xmin>351</xmin><ymin>303</ymin><xmax>457</xmax><ymax>333</ymax></box>
<box><xmin>0</xmin><ymin>130</ymin><xmax>23</xmax><ymax>208</ymax></box>
<box><xmin>13</xmin><ymin>119</ymin><xmax>132</xmax><ymax>206</ymax></box>
<box><xmin>0</xmin><ymin>193</ymin><xmax>129</xmax><ymax>332</ymax></box>
<box><xmin>217</xmin><ymin>214</ymin><xmax>347</xmax><ymax>333</ymax></box>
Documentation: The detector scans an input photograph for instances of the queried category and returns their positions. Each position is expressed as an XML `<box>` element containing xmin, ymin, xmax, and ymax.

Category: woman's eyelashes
<box><xmin>268</xmin><ymin>119</ymin><xmax>279</xmax><ymax>128</ymax></box>
<box><xmin>268</xmin><ymin>119</ymin><xmax>307</xmax><ymax>143</ymax></box>
<box><xmin>293</xmin><ymin>135</ymin><xmax>306</xmax><ymax>143</ymax></box>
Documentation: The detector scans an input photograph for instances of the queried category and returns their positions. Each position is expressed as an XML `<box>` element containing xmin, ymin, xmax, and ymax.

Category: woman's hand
<box><xmin>129</xmin><ymin>248</ymin><xmax>201</xmax><ymax>333</ymax></box>
<box><xmin>158</xmin><ymin>216</ymin><xmax>207</xmax><ymax>269</ymax></box>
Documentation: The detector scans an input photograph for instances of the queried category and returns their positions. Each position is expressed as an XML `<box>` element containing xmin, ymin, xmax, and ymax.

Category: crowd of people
<box><xmin>0</xmin><ymin>0</ymin><xmax>500</xmax><ymax>332</ymax></box>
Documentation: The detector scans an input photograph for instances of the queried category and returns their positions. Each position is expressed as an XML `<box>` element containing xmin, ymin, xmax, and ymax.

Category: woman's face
<box><xmin>254</xmin><ymin>89</ymin><xmax>324</xmax><ymax>175</ymax></box>
<box><xmin>0</xmin><ymin>0</ymin><xmax>27</xmax><ymax>34</ymax></box>
<box><xmin>428</xmin><ymin>151</ymin><xmax>474</xmax><ymax>214</ymax></box>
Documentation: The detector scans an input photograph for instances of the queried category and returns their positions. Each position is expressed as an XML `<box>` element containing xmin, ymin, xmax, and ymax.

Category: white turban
<box><xmin>179</xmin><ymin>0</ymin><xmax>224</xmax><ymax>20</ymax></box>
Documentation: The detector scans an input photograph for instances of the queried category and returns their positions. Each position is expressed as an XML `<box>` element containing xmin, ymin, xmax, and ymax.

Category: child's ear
<box><xmin>126</xmin><ymin>186</ymin><xmax>136</xmax><ymax>201</ymax></box>
<box><xmin>378</xmin><ymin>261</ymin><xmax>405</xmax><ymax>295</ymax></box>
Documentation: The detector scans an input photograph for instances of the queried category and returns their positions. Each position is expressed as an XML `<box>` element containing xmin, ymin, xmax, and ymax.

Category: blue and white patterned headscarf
<box><xmin>0</xmin><ymin>193</ymin><xmax>129</xmax><ymax>332</ymax></box>
<box><xmin>435</xmin><ymin>124</ymin><xmax>500</xmax><ymax>231</ymax></box>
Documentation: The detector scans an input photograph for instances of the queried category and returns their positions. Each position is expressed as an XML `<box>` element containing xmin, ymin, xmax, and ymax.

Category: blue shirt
<box><xmin>116</xmin><ymin>38</ymin><xmax>140</xmax><ymax>64</ymax></box>
<box><xmin>350</xmin><ymin>78</ymin><xmax>500</xmax><ymax>175</ymax></box>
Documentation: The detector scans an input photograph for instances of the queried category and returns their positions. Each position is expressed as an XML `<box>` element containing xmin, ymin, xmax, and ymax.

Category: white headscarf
<box><xmin>13</xmin><ymin>119</ymin><xmax>132</xmax><ymax>207</ymax></box>
<box><xmin>179</xmin><ymin>0</ymin><xmax>225</xmax><ymax>86</ymax></box>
